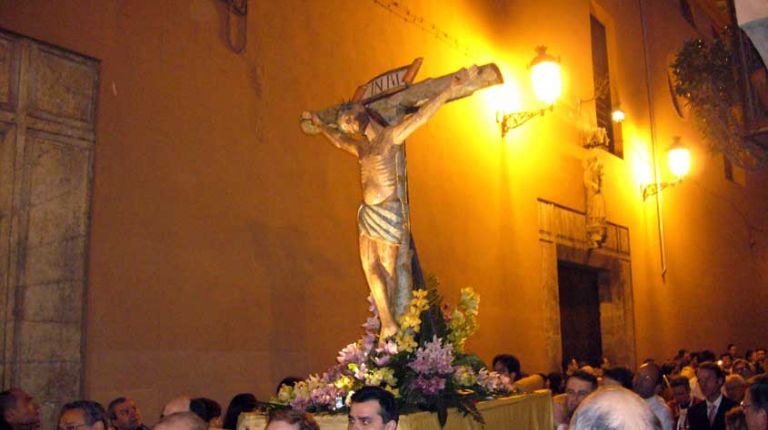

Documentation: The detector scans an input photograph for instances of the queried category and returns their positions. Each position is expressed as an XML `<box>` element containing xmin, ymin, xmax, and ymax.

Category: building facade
<box><xmin>0</xmin><ymin>0</ymin><xmax>766</xmax><ymax>425</ymax></box>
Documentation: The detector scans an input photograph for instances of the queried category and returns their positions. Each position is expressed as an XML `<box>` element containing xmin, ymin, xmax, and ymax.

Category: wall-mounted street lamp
<box><xmin>611</xmin><ymin>107</ymin><xmax>626</xmax><ymax>123</ymax></box>
<box><xmin>642</xmin><ymin>137</ymin><xmax>691</xmax><ymax>200</ymax></box>
<box><xmin>497</xmin><ymin>47</ymin><xmax>562</xmax><ymax>137</ymax></box>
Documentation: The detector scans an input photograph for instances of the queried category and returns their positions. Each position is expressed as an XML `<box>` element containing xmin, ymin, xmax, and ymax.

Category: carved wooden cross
<box><xmin>301</xmin><ymin>58</ymin><xmax>503</xmax><ymax>133</ymax></box>
<box><xmin>300</xmin><ymin>59</ymin><xmax>502</xmax><ymax>331</ymax></box>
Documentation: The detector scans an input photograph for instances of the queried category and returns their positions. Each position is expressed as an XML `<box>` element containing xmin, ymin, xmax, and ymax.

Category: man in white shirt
<box><xmin>633</xmin><ymin>363</ymin><xmax>675</xmax><ymax>430</ymax></box>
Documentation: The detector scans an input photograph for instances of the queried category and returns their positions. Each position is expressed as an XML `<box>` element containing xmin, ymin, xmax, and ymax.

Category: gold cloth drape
<box><xmin>237</xmin><ymin>389</ymin><xmax>552</xmax><ymax>430</ymax></box>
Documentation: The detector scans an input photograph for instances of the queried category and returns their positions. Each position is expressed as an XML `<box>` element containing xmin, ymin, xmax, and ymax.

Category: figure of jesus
<box><xmin>305</xmin><ymin>68</ymin><xmax>475</xmax><ymax>340</ymax></box>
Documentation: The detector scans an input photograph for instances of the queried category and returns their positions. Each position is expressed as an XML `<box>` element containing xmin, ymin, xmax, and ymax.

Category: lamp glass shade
<box><xmin>611</xmin><ymin>108</ymin><xmax>625</xmax><ymax>123</ymax></box>
<box><xmin>667</xmin><ymin>143</ymin><xmax>690</xmax><ymax>178</ymax></box>
<box><xmin>530</xmin><ymin>60</ymin><xmax>562</xmax><ymax>105</ymax></box>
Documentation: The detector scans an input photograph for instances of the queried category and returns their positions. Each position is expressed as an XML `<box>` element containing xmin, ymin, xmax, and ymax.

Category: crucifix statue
<box><xmin>301</xmin><ymin>59</ymin><xmax>502</xmax><ymax>341</ymax></box>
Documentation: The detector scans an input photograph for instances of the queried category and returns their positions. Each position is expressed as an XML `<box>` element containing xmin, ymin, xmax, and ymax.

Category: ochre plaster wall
<box><xmin>0</xmin><ymin>0</ymin><xmax>766</xmax><ymax>422</ymax></box>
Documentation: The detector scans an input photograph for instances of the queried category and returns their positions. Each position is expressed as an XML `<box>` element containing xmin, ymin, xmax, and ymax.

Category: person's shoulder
<box><xmin>721</xmin><ymin>396</ymin><xmax>739</xmax><ymax>409</ymax></box>
<box><xmin>657</xmin><ymin>395</ymin><xmax>673</xmax><ymax>410</ymax></box>
<box><xmin>688</xmin><ymin>400</ymin><xmax>707</xmax><ymax>413</ymax></box>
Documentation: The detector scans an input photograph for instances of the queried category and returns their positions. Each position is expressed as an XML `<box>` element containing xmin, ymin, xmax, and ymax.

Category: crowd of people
<box><xmin>2</xmin><ymin>344</ymin><xmax>768</xmax><ymax>430</ymax></box>
<box><xmin>491</xmin><ymin>345</ymin><xmax>768</xmax><ymax>430</ymax></box>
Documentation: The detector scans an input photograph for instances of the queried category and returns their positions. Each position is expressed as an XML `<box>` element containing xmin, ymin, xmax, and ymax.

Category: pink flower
<box><xmin>367</xmin><ymin>295</ymin><xmax>379</xmax><ymax>316</ymax></box>
<box><xmin>373</xmin><ymin>354</ymin><xmax>391</xmax><ymax>366</ymax></box>
<box><xmin>352</xmin><ymin>363</ymin><xmax>368</xmax><ymax>381</ymax></box>
<box><xmin>337</xmin><ymin>342</ymin><xmax>365</xmax><ymax>365</ymax></box>
<box><xmin>311</xmin><ymin>385</ymin><xmax>344</xmax><ymax>409</ymax></box>
<box><xmin>290</xmin><ymin>394</ymin><xmax>311</xmax><ymax>411</ymax></box>
<box><xmin>321</xmin><ymin>364</ymin><xmax>345</xmax><ymax>383</ymax></box>
<box><xmin>477</xmin><ymin>369</ymin><xmax>511</xmax><ymax>393</ymax></box>
<box><xmin>409</xmin><ymin>336</ymin><xmax>455</xmax><ymax>375</ymax></box>
<box><xmin>363</xmin><ymin>315</ymin><xmax>381</xmax><ymax>332</ymax></box>
<box><xmin>361</xmin><ymin>333</ymin><xmax>376</xmax><ymax>354</ymax></box>
<box><xmin>411</xmin><ymin>375</ymin><xmax>446</xmax><ymax>396</ymax></box>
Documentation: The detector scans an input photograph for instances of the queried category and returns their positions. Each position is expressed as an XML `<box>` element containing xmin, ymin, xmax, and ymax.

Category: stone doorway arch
<box><xmin>538</xmin><ymin>199</ymin><xmax>636</xmax><ymax>371</ymax></box>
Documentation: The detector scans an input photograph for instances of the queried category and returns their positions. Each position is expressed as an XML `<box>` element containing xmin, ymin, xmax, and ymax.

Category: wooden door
<box><xmin>558</xmin><ymin>261</ymin><xmax>603</xmax><ymax>369</ymax></box>
<box><xmin>0</xmin><ymin>29</ymin><xmax>98</xmax><ymax>427</ymax></box>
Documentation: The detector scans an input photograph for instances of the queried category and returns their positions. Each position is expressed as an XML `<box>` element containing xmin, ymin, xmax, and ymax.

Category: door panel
<box><xmin>558</xmin><ymin>262</ymin><xmax>603</xmax><ymax>368</ymax></box>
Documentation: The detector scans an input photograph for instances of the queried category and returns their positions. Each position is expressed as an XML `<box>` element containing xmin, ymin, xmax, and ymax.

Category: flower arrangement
<box><xmin>271</xmin><ymin>278</ymin><xmax>514</xmax><ymax>427</ymax></box>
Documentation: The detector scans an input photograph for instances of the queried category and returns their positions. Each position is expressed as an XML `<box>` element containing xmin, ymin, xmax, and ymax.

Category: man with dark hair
<box><xmin>720</xmin><ymin>353</ymin><xmax>734</xmax><ymax>374</ymax></box>
<box><xmin>189</xmin><ymin>398</ymin><xmax>222</xmax><ymax>428</ymax></box>
<box><xmin>633</xmin><ymin>363</ymin><xmax>674</xmax><ymax>430</ymax></box>
<box><xmin>265</xmin><ymin>410</ymin><xmax>319</xmax><ymax>430</ymax></box>
<box><xmin>222</xmin><ymin>394</ymin><xmax>257</xmax><ymax>430</ymax></box>
<box><xmin>603</xmin><ymin>366</ymin><xmax>634</xmax><ymax>390</ymax></box>
<box><xmin>348</xmin><ymin>386</ymin><xmax>398</xmax><ymax>430</ymax></box>
<box><xmin>58</xmin><ymin>401</ymin><xmax>109</xmax><ymax>430</ymax></box>
<box><xmin>153</xmin><ymin>412</ymin><xmax>206</xmax><ymax>430</ymax></box>
<box><xmin>700</xmin><ymin>351</ymin><xmax>717</xmax><ymax>364</ymax></box>
<box><xmin>688</xmin><ymin>361</ymin><xmax>738</xmax><ymax>430</ymax></box>
<box><xmin>492</xmin><ymin>354</ymin><xmax>522</xmax><ymax>382</ymax></box>
<box><xmin>668</xmin><ymin>375</ymin><xmax>702</xmax><ymax>430</ymax></box>
<box><xmin>107</xmin><ymin>398</ymin><xmax>149</xmax><ymax>430</ymax></box>
<box><xmin>755</xmin><ymin>349</ymin><xmax>766</xmax><ymax>374</ymax></box>
<box><xmin>0</xmin><ymin>389</ymin><xmax>39</xmax><ymax>430</ymax></box>
<box><xmin>744</xmin><ymin>374</ymin><xmax>768</xmax><ymax>430</ymax></box>
<box><xmin>553</xmin><ymin>370</ymin><xmax>598</xmax><ymax>430</ymax></box>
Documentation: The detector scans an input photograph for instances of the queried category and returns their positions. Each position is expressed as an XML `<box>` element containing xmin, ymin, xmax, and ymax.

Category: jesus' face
<box><xmin>338</xmin><ymin>104</ymin><xmax>368</xmax><ymax>135</ymax></box>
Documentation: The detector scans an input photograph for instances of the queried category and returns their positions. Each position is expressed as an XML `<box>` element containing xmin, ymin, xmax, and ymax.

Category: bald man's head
<box><xmin>161</xmin><ymin>398</ymin><xmax>191</xmax><ymax>419</ymax></box>
<box><xmin>633</xmin><ymin>363</ymin><xmax>662</xmax><ymax>399</ymax></box>
<box><xmin>153</xmin><ymin>412</ymin><xmax>206</xmax><ymax>430</ymax></box>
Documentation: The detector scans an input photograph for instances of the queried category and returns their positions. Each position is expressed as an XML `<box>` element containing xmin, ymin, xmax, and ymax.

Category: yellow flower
<box><xmin>276</xmin><ymin>384</ymin><xmax>294</xmax><ymax>403</ymax></box>
<box><xmin>365</xmin><ymin>372</ymin><xmax>383</xmax><ymax>386</ymax></box>
<box><xmin>384</xmin><ymin>386</ymin><xmax>401</xmax><ymax>398</ymax></box>
<box><xmin>399</xmin><ymin>313</ymin><xmax>421</xmax><ymax>330</ymax></box>
<box><xmin>453</xmin><ymin>365</ymin><xmax>478</xmax><ymax>386</ymax></box>
<box><xmin>334</xmin><ymin>375</ymin><xmax>354</xmax><ymax>390</ymax></box>
<box><xmin>447</xmin><ymin>287</ymin><xmax>480</xmax><ymax>352</ymax></box>
<box><xmin>395</xmin><ymin>333</ymin><xmax>417</xmax><ymax>352</ymax></box>
<box><xmin>377</xmin><ymin>367</ymin><xmax>398</xmax><ymax>386</ymax></box>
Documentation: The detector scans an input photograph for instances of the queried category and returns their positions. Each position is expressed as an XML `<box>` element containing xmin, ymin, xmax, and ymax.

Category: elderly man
<box><xmin>348</xmin><ymin>386</ymin><xmax>398</xmax><ymax>430</ymax></box>
<box><xmin>724</xmin><ymin>374</ymin><xmax>748</xmax><ymax>403</ymax></box>
<box><xmin>58</xmin><ymin>401</ymin><xmax>109</xmax><ymax>430</ymax></box>
<box><xmin>570</xmin><ymin>386</ymin><xmax>662</xmax><ymax>430</ymax></box>
<box><xmin>744</xmin><ymin>374</ymin><xmax>768</xmax><ymax>430</ymax></box>
<box><xmin>553</xmin><ymin>370</ymin><xmax>598</xmax><ymax>430</ymax></box>
<box><xmin>734</xmin><ymin>359</ymin><xmax>757</xmax><ymax>380</ymax></box>
<box><xmin>161</xmin><ymin>397</ymin><xmax>191</xmax><ymax>419</ymax></box>
<box><xmin>688</xmin><ymin>361</ymin><xmax>738</xmax><ymax>430</ymax></box>
<box><xmin>153</xmin><ymin>412</ymin><xmax>206</xmax><ymax>430</ymax></box>
<box><xmin>108</xmin><ymin>398</ymin><xmax>150</xmax><ymax>430</ymax></box>
<box><xmin>0</xmin><ymin>389</ymin><xmax>39</xmax><ymax>430</ymax></box>
<box><xmin>633</xmin><ymin>362</ymin><xmax>674</xmax><ymax>430</ymax></box>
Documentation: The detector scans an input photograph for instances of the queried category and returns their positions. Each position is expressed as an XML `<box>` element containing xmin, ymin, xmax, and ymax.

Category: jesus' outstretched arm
<box><xmin>389</xmin><ymin>66</ymin><xmax>478</xmax><ymax>144</ymax></box>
